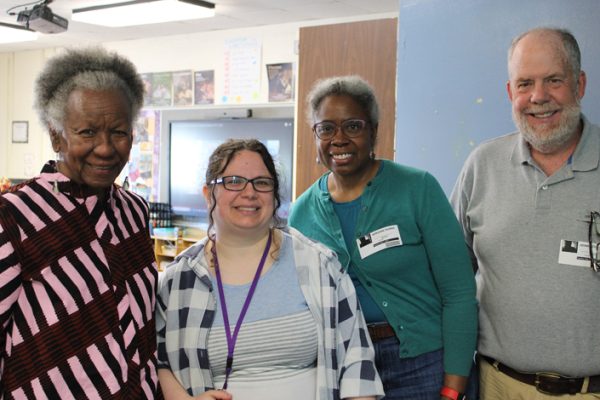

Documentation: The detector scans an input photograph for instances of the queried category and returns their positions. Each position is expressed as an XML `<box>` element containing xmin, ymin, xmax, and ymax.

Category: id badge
<box><xmin>357</xmin><ymin>225</ymin><xmax>402</xmax><ymax>259</ymax></box>
<box><xmin>558</xmin><ymin>239</ymin><xmax>597</xmax><ymax>268</ymax></box>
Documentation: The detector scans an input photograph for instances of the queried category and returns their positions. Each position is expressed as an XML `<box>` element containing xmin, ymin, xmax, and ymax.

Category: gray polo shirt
<box><xmin>451</xmin><ymin>115</ymin><xmax>600</xmax><ymax>376</ymax></box>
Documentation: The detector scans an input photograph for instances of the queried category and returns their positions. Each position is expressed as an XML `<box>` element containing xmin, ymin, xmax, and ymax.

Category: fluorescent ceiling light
<box><xmin>0</xmin><ymin>22</ymin><xmax>38</xmax><ymax>43</ymax></box>
<box><xmin>72</xmin><ymin>0</ymin><xmax>216</xmax><ymax>27</ymax></box>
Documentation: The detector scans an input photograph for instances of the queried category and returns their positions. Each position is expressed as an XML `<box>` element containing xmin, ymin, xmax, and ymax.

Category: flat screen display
<box><xmin>169</xmin><ymin>118</ymin><xmax>294</xmax><ymax>222</ymax></box>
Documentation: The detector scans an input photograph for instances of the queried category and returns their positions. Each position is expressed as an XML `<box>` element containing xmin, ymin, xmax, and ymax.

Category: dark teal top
<box><xmin>330</xmin><ymin>189</ymin><xmax>387</xmax><ymax>323</ymax></box>
<box><xmin>289</xmin><ymin>160</ymin><xmax>478</xmax><ymax>376</ymax></box>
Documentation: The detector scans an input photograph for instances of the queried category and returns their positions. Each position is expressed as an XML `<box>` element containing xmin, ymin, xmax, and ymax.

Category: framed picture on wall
<box><xmin>12</xmin><ymin>121</ymin><xmax>28</xmax><ymax>143</ymax></box>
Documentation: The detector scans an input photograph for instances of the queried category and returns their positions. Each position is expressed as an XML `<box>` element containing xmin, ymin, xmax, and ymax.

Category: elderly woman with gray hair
<box><xmin>0</xmin><ymin>47</ymin><xmax>162</xmax><ymax>398</ymax></box>
<box><xmin>289</xmin><ymin>76</ymin><xmax>478</xmax><ymax>400</ymax></box>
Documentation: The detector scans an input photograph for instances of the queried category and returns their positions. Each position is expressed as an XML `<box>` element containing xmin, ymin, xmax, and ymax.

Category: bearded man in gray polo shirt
<box><xmin>451</xmin><ymin>27</ymin><xmax>600</xmax><ymax>399</ymax></box>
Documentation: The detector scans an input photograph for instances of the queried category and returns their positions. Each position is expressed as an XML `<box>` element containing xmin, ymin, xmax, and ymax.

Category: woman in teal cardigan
<box><xmin>289</xmin><ymin>76</ymin><xmax>477</xmax><ymax>400</ymax></box>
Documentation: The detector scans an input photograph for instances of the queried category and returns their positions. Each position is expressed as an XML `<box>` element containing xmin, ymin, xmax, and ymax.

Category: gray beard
<box><xmin>513</xmin><ymin>103</ymin><xmax>581</xmax><ymax>154</ymax></box>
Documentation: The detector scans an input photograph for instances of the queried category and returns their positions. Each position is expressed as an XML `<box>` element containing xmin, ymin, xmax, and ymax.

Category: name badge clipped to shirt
<box><xmin>558</xmin><ymin>239</ymin><xmax>596</xmax><ymax>268</ymax></box>
<box><xmin>357</xmin><ymin>225</ymin><xmax>402</xmax><ymax>259</ymax></box>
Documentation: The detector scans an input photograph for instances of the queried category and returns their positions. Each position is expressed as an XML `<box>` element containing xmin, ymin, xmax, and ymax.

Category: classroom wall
<box><xmin>0</xmin><ymin>13</ymin><xmax>395</xmax><ymax>181</ymax></box>
<box><xmin>0</xmin><ymin>49</ymin><xmax>57</xmax><ymax>180</ymax></box>
<box><xmin>0</xmin><ymin>54</ymin><xmax>9</xmax><ymax>176</ymax></box>
<box><xmin>395</xmin><ymin>0</ymin><xmax>600</xmax><ymax>195</ymax></box>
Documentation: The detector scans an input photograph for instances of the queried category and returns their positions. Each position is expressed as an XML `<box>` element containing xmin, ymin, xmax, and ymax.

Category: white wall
<box><xmin>0</xmin><ymin>13</ymin><xmax>395</xmax><ymax>180</ymax></box>
<box><xmin>104</xmin><ymin>23</ymin><xmax>298</xmax><ymax>103</ymax></box>
<box><xmin>0</xmin><ymin>49</ymin><xmax>57</xmax><ymax>180</ymax></box>
<box><xmin>0</xmin><ymin>54</ymin><xmax>9</xmax><ymax>176</ymax></box>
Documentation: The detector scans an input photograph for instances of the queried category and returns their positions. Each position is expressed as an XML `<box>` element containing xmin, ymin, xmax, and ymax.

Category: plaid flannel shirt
<box><xmin>156</xmin><ymin>227</ymin><xmax>384</xmax><ymax>399</ymax></box>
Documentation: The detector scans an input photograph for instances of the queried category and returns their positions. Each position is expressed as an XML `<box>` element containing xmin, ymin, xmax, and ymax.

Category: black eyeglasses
<box><xmin>312</xmin><ymin>119</ymin><xmax>368</xmax><ymax>140</ymax></box>
<box><xmin>210</xmin><ymin>175</ymin><xmax>275</xmax><ymax>192</ymax></box>
<box><xmin>589</xmin><ymin>211</ymin><xmax>600</xmax><ymax>272</ymax></box>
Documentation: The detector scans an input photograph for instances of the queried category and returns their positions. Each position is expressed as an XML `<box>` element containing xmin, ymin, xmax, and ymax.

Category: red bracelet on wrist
<box><xmin>440</xmin><ymin>386</ymin><xmax>463</xmax><ymax>400</ymax></box>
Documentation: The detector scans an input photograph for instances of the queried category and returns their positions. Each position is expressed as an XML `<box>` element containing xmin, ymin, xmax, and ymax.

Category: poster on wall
<box><xmin>121</xmin><ymin>110</ymin><xmax>161</xmax><ymax>201</ymax></box>
<box><xmin>150</xmin><ymin>72</ymin><xmax>173</xmax><ymax>106</ymax></box>
<box><xmin>173</xmin><ymin>70</ymin><xmax>193</xmax><ymax>106</ymax></box>
<box><xmin>267</xmin><ymin>62</ymin><xmax>294</xmax><ymax>102</ymax></box>
<box><xmin>194</xmin><ymin>70</ymin><xmax>215</xmax><ymax>104</ymax></box>
<box><xmin>140</xmin><ymin>73</ymin><xmax>153</xmax><ymax>106</ymax></box>
<box><xmin>222</xmin><ymin>37</ymin><xmax>262</xmax><ymax>104</ymax></box>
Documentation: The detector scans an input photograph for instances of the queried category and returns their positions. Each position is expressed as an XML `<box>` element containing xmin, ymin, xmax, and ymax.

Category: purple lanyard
<box><xmin>212</xmin><ymin>230</ymin><xmax>272</xmax><ymax>390</ymax></box>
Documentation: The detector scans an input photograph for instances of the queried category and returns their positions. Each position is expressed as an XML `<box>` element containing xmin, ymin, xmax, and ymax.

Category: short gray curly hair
<box><xmin>305</xmin><ymin>75</ymin><xmax>379</xmax><ymax>127</ymax></box>
<box><xmin>34</xmin><ymin>46</ymin><xmax>144</xmax><ymax>133</ymax></box>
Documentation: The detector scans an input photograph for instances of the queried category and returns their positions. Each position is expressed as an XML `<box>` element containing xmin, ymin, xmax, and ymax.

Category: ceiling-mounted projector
<box><xmin>17</xmin><ymin>3</ymin><xmax>68</xmax><ymax>34</ymax></box>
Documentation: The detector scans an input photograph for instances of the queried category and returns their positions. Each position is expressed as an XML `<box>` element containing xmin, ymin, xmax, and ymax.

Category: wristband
<box><xmin>440</xmin><ymin>386</ymin><xmax>466</xmax><ymax>400</ymax></box>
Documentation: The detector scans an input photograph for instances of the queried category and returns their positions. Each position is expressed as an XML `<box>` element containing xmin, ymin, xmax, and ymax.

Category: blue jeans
<box><xmin>373</xmin><ymin>337</ymin><xmax>480</xmax><ymax>400</ymax></box>
<box><xmin>464</xmin><ymin>357</ymin><xmax>480</xmax><ymax>399</ymax></box>
<box><xmin>373</xmin><ymin>337</ymin><xmax>444</xmax><ymax>400</ymax></box>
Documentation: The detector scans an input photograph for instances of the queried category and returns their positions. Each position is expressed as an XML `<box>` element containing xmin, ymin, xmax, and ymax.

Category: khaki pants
<box><xmin>480</xmin><ymin>358</ymin><xmax>600</xmax><ymax>400</ymax></box>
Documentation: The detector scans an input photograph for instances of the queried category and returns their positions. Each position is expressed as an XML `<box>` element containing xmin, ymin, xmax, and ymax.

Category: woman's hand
<box><xmin>194</xmin><ymin>390</ymin><xmax>233</xmax><ymax>400</ymax></box>
<box><xmin>440</xmin><ymin>373</ymin><xmax>468</xmax><ymax>399</ymax></box>
<box><xmin>159</xmin><ymin>369</ymin><xmax>232</xmax><ymax>399</ymax></box>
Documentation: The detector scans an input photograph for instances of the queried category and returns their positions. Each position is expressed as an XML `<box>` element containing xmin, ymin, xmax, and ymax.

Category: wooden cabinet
<box><xmin>153</xmin><ymin>227</ymin><xmax>206</xmax><ymax>270</ymax></box>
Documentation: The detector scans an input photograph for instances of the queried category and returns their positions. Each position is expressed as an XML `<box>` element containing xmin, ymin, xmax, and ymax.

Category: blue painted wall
<box><xmin>395</xmin><ymin>0</ymin><xmax>600</xmax><ymax>194</ymax></box>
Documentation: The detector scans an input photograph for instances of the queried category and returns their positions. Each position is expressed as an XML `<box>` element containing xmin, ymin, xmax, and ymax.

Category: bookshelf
<box><xmin>153</xmin><ymin>227</ymin><xmax>206</xmax><ymax>271</ymax></box>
